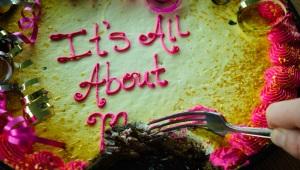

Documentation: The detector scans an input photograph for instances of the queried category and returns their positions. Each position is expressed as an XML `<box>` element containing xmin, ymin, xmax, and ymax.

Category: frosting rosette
<box><xmin>25</xmin><ymin>151</ymin><xmax>64</xmax><ymax>170</ymax></box>
<box><xmin>229</xmin><ymin>134</ymin><xmax>269</xmax><ymax>156</ymax></box>
<box><xmin>257</xmin><ymin>0</ymin><xmax>285</xmax><ymax>24</ymax></box>
<box><xmin>268</xmin><ymin>14</ymin><xmax>300</xmax><ymax>44</ymax></box>
<box><xmin>62</xmin><ymin>160</ymin><xmax>88</xmax><ymax>170</ymax></box>
<box><xmin>210</xmin><ymin>129</ymin><xmax>269</xmax><ymax>170</ymax></box>
<box><xmin>269</xmin><ymin>42</ymin><xmax>300</xmax><ymax>66</ymax></box>
<box><xmin>210</xmin><ymin>147</ymin><xmax>248</xmax><ymax>170</ymax></box>
<box><xmin>146</xmin><ymin>0</ymin><xmax>182</xmax><ymax>14</ymax></box>
<box><xmin>260</xmin><ymin>84</ymin><xmax>298</xmax><ymax>104</ymax></box>
<box><xmin>251</xmin><ymin>104</ymin><xmax>268</xmax><ymax>128</ymax></box>
<box><xmin>264</xmin><ymin>66</ymin><xmax>300</xmax><ymax>89</ymax></box>
<box><xmin>0</xmin><ymin>134</ymin><xmax>26</xmax><ymax>167</ymax></box>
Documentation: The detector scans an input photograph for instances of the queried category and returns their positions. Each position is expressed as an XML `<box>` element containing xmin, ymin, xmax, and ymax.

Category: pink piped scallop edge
<box><xmin>2</xmin><ymin>1</ymin><xmax>300</xmax><ymax>170</ymax></box>
<box><xmin>210</xmin><ymin>13</ymin><xmax>300</xmax><ymax>170</ymax></box>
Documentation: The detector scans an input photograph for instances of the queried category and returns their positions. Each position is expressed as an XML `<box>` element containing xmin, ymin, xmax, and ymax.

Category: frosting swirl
<box><xmin>251</xmin><ymin>104</ymin><xmax>268</xmax><ymax>128</ymax></box>
<box><xmin>0</xmin><ymin>135</ymin><xmax>25</xmax><ymax>166</ymax></box>
<box><xmin>268</xmin><ymin>14</ymin><xmax>300</xmax><ymax>44</ymax></box>
<box><xmin>25</xmin><ymin>151</ymin><xmax>64</xmax><ymax>170</ymax></box>
<box><xmin>269</xmin><ymin>43</ymin><xmax>300</xmax><ymax>66</ymax></box>
<box><xmin>264</xmin><ymin>66</ymin><xmax>300</xmax><ymax>89</ymax></box>
<box><xmin>229</xmin><ymin>134</ymin><xmax>268</xmax><ymax>156</ymax></box>
<box><xmin>257</xmin><ymin>0</ymin><xmax>285</xmax><ymax>24</ymax></box>
<box><xmin>210</xmin><ymin>147</ymin><xmax>248</xmax><ymax>170</ymax></box>
<box><xmin>62</xmin><ymin>160</ymin><xmax>88</xmax><ymax>170</ymax></box>
<box><xmin>260</xmin><ymin>84</ymin><xmax>298</xmax><ymax>104</ymax></box>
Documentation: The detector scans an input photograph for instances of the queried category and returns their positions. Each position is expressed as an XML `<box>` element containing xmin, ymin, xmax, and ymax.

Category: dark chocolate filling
<box><xmin>88</xmin><ymin>124</ymin><xmax>216</xmax><ymax>170</ymax></box>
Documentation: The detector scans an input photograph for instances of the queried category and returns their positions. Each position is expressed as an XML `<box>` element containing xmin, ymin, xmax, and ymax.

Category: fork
<box><xmin>148</xmin><ymin>111</ymin><xmax>272</xmax><ymax>138</ymax></box>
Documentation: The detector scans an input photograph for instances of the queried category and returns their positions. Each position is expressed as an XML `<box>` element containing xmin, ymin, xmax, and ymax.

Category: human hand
<box><xmin>266</xmin><ymin>98</ymin><xmax>300</xmax><ymax>159</ymax></box>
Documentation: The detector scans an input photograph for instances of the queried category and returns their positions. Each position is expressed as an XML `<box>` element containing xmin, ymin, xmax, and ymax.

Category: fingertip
<box><xmin>271</xmin><ymin>129</ymin><xmax>284</xmax><ymax>147</ymax></box>
<box><xmin>266</xmin><ymin>98</ymin><xmax>300</xmax><ymax>129</ymax></box>
<box><xmin>271</xmin><ymin>129</ymin><xmax>300</xmax><ymax>159</ymax></box>
<box><xmin>266</xmin><ymin>102</ymin><xmax>278</xmax><ymax>128</ymax></box>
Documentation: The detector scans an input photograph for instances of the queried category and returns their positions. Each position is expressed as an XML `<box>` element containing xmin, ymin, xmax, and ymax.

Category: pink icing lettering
<box><xmin>151</xmin><ymin>54</ymin><xmax>168</xmax><ymax>87</ymax></box>
<box><xmin>49</xmin><ymin>29</ymin><xmax>92</xmax><ymax>63</ymax></box>
<box><xmin>122</xmin><ymin>73</ymin><xmax>136</xmax><ymax>91</ymax></box>
<box><xmin>89</xmin><ymin>23</ymin><xmax>108</xmax><ymax>57</ymax></box>
<box><xmin>175</xmin><ymin>15</ymin><xmax>190</xmax><ymax>37</ymax></box>
<box><xmin>168</xmin><ymin>19</ymin><xmax>177</xmax><ymax>42</ymax></box>
<box><xmin>139</xmin><ymin>15</ymin><xmax>180</xmax><ymax>55</ymax></box>
<box><xmin>75</xmin><ymin>54</ymin><xmax>167</xmax><ymax>108</ymax></box>
<box><xmin>109</xmin><ymin>32</ymin><xmax>131</xmax><ymax>52</ymax></box>
<box><xmin>86</xmin><ymin>112</ymin><xmax>128</xmax><ymax>152</ymax></box>
<box><xmin>105</xmin><ymin>62</ymin><xmax>122</xmax><ymax>95</ymax></box>
<box><xmin>74</xmin><ymin>63</ymin><xmax>107</xmax><ymax>108</ymax></box>
<box><xmin>103</xmin><ymin>20</ymin><xmax>111</xmax><ymax>30</ymax></box>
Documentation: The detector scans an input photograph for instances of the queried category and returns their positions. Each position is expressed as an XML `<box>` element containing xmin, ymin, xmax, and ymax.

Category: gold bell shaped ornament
<box><xmin>0</xmin><ymin>53</ymin><xmax>13</xmax><ymax>83</ymax></box>
<box><xmin>0</xmin><ymin>29</ymin><xmax>23</xmax><ymax>83</ymax></box>
<box><xmin>237</xmin><ymin>0</ymin><xmax>287</xmax><ymax>36</ymax></box>
<box><xmin>0</xmin><ymin>0</ymin><xmax>34</xmax><ymax>15</ymax></box>
<box><xmin>212</xmin><ymin>0</ymin><xmax>230</xmax><ymax>5</ymax></box>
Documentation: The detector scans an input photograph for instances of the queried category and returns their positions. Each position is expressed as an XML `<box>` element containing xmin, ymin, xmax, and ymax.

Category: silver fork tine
<box><xmin>148</xmin><ymin>111</ymin><xmax>272</xmax><ymax>138</ymax></box>
<box><xmin>148</xmin><ymin>111</ymin><xmax>207</xmax><ymax>124</ymax></box>
<box><xmin>148</xmin><ymin>118</ymin><xmax>206</xmax><ymax>131</ymax></box>
<box><xmin>158</xmin><ymin>123</ymin><xmax>207</xmax><ymax>133</ymax></box>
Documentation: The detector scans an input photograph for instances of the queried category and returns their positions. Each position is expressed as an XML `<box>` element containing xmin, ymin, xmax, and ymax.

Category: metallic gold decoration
<box><xmin>0</xmin><ymin>0</ymin><xmax>35</xmax><ymax>6</ymax></box>
<box><xmin>23</xmin><ymin>88</ymin><xmax>47</xmax><ymax>104</ymax></box>
<box><xmin>20</xmin><ymin>78</ymin><xmax>39</xmax><ymax>91</ymax></box>
<box><xmin>238</xmin><ymin>0</ymin><xmax>287</xmax><ymax>35</ymax></box>
<box><xmin>0</xmin><ymin>1</ymin><xmax>12</xmax><ymax>15</ymax></box>
<box><xmin>0</xmin><ymin>29</ymin><xmax>23</xmax><ymax>82</ymax></box>
<box><xmin>212</xmin><ymin>0</ymin><xmax>230</xmax><ymax>5</ymax></box>
<box><xmin>24</xmin><ymin>94</ymin><xmax>52</xmax><ymax>123</ymax></box>
<box><xmin>0</xmin><ymin>29</ymin><xmax>23</xmax><ymax>59</ymax></box>
<box><xmin>14</xmin><ymin>60</ymin><xmax>33</xmax><ymax>69</ymax></box>
<box><xmin>0</xmin><ymin>30</ymin><xmax>8</xmax><ymax>38</ymax></box>
<box><xmin>0</xmin><ymin>53</ymin><xmax>13</xmax><ymax>82</ymax></box>
<box><xmin>0</xmin><ymin>0</ymin><xmax>35</xmax><ymax>15</ymax></box>
<box><xmin>0</xmin><ymin>78</ymin><xmax>39</xmax><ymax>92</ymax></box>
<box><xmin>0</xmin><ymin>82</ymin><xmax>18</xmax><ymax>92</ymax></box>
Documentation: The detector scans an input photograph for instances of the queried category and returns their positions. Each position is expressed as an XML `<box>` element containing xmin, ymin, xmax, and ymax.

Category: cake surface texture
<box><xmin>1</xmin><ymin>0</ymin><xmax>300</xmax><ymax>169</ymax></box>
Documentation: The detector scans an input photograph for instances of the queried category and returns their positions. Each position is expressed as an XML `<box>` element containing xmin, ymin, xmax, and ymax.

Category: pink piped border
<box><xmin>1</xmin><ymin>1</ymin><xmax>300</xmax><ymax>170</ymax></box>
<box><xmin>210</xmin><ymin>12</ymin><xmax>300</xmax><ymax>170</ymax></box>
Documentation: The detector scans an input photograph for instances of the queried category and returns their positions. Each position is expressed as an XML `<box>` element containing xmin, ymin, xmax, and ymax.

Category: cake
<box><xmin>0</xmin><ymin>0</ymin><xmax>300</xmax><ymax>169</ymax></box>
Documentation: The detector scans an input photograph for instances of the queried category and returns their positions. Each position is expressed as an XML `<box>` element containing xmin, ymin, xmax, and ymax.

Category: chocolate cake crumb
<box><xmin>88</xmin><ymin>124</ymin><xmax>216</xmax><ymax>170</ymax></box>
<box><xmin>228</xmin><ymin>20</ymin><xmax>237</xmax><ymax>25</ymax></box>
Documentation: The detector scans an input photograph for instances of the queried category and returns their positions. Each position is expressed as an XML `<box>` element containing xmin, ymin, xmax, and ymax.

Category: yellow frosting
<box><xmin>1</xmin><ymin>0</ymin><xmax>270</xmax><ymax>161</ymax></box>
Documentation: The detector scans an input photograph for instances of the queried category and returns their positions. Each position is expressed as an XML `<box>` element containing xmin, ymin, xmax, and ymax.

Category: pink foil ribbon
<box><xmin>4</xmin><ymin>116</ymin><xmax>65</xmax><ymax>153</ymax></box>
<box><xmin>0</xmin><ymin>91</ymin><xmax>74</xmax><ymax>169</ymax></box>
<box><xmin>13</xmin><ymin>0</ymin><xmax>41</xmax><ymax>44</ymax></box>
<box><xmin>0</xmin><ymin>91</ymin><xmax>65</xmax><ymax>152</ymax></box>
<box><xmin>146</xmin><ymin>0</ymin><xmax>181</xmax><ymax>14</ymax></box>
<box><xmin>1</xmin><ymin>0</ymin><xmax>90</xmax><ymax>168</ymax></box>
<box><xmin>210</xmin><ymin>11</ymin><xmax>300</xmax><ymax>170</ymax></box>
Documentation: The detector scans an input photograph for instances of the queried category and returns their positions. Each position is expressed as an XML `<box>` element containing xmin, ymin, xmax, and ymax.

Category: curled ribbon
<box><xmin>0</xmin><ymin>92</ymin><xmax>7</xmax><ymax>115</ymax></box>
<box><xmin>13</xmin><ymin>0</ymin><xmax>41</xmax><ymax>44</ymax></box>
<box><xmin>146</xmin><ymin>0</ymin><xmax>181</xmax><ymax>14</ymax></box>
<box><xmin>3</xmin><ymin>116</ymin><xmax>65</xmax><ymax>153</ymax></box>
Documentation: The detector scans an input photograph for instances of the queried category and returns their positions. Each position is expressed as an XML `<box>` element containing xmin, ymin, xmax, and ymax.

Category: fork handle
<box><xmin>227</xmin><ymin>124</ymin><xmax>272</xmax><ymax>139</ymax></box>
